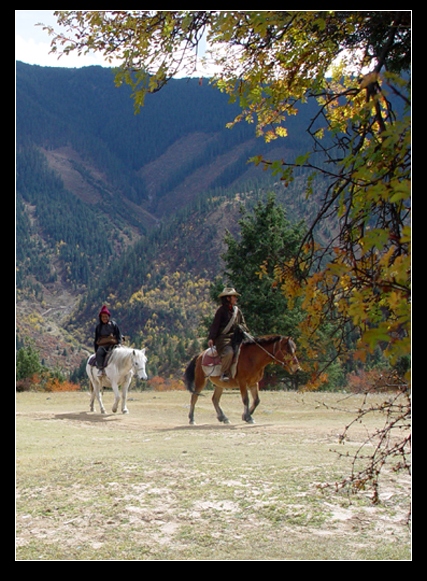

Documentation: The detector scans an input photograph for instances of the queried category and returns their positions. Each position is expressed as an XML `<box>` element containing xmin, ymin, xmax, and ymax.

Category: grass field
<box><xmin>16</xmin><ymin>390</ymin><xmax>411</xmax><ymax>560</ymax></box>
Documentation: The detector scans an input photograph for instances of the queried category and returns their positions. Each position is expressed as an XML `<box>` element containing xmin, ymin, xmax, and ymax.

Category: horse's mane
<box><xmin>243</xmin><ymin>334</ymin><xmax>283</xmax><ymax>346</ymax></box>
<box><xmin>109</xmin><ymin>346</ymin><xmax>135</xmax><ymax>363</ymax></box>
<box><xmin>110</xmin><ymin>345</ymin><xmax>144</xmax><ymax>362</ymax></box>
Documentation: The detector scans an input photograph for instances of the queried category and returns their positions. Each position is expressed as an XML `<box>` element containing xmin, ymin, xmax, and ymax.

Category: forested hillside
<box><xmin>16</xmin><ymin>62</ymin><xmax>324</xmax><ymax>379</ymax></box>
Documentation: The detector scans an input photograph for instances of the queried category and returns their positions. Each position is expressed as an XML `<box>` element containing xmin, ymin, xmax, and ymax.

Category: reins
<box><xmin>244</xmin><ymin>333</ymin><xmax>294</xmax><ymax>368</ymax></box>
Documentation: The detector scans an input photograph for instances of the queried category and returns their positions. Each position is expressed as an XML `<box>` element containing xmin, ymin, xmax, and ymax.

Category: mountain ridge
<box><xmin>16</xmin><ymin>62</ymin><xmax>318</xmax><ymax>376</ymax></box>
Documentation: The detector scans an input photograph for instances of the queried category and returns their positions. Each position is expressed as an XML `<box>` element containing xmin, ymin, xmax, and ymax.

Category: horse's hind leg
<box><xmin>89</xmin><ymin>382</ymin><xmax>95</xmax><ymax>412</ymax></box>
<box><xmin>90</xmin><ymin>379</ymin><xmax>106</xmax><ymax>414</ymax></box>
<box><xmin>212</xmin><ymin>385</ymin><xmax>230</xmax><ymax>424</ymax></box>
<box><xmin>189</xmin><ymin>391</ymin><xmax>199</xmax><ymax>425</ymax></box>
<box><xmin>188</xmin><ymin>359</ymin><xmax>207</xmax><ymax>425</ymax></box>
<box><xmin>87</xmin><ymin>366</ymin><xmax>106</xmax><ymax>414</ymax></box>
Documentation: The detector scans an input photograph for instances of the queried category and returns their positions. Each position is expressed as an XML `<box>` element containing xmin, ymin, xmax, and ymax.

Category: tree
<box><xmin>44</xmin><ymin>11</ymin><xmax>411</xmax><ymax>375</ymax></box>
<box><xmin>16</xmin><ymin>342</ymin><xmax>42</xmax><ymax>380</ymax></box>
<box><xmin>213</xmin><ymin>193</ymin><xmax>308</xmax><ymax>388</ymax></box>
<box><xmin>220</xmin><ymin>193</ymin><xmax>305</xmax><ymax>336</ymax></box>
<box><xmin>44</xmin><ymin>10</ymin><xmax>411</xmax><ymax>496</ymax></box>
<box><xmin>217</xmin><ymin>193</ymin><xmax>347</xmax><ymax>389</ymax></box>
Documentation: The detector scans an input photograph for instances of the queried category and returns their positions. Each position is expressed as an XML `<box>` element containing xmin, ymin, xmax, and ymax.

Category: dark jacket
<box><xmin>208</xmin><ymin>304</ymin><xmax>248</xmax><ymax>353</ymax></box>
<box><xmin>94</xmin><ymin>320</ymin><xmax>122</xmax><ymax>353</ymax></box>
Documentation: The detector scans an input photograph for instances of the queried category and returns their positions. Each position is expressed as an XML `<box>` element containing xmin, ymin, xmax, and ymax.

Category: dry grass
<box><xmin>16</xmin><ymin>390</ymin><xmax>411</xmax><ymax>560</ymax></box>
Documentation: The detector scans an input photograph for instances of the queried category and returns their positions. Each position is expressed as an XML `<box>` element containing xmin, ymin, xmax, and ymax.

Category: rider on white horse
<box><xmin>94</xmin><ymin>305</ymin><xmax>122</xmax><ymax>376</ymax></box>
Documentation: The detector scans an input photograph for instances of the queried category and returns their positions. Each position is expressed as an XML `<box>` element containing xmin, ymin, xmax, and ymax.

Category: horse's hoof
<box><xmin>101</xmin><ymin>409</ymin><xmax>106</xmax><ymax>414</ymax></box>
<box><xmin>223</xmin><ymin>418</ymin><xmax>230</xmax><ymax>425</ymax></box>
<box><xmin>122</xmin><ymin>409</ymin><xmax>129</xmax><ymax>414</ymax></box>
<box><xmin>189</xmin><ymin>420</ymin><xmax>195</xmax><ymax>425</ymax></box>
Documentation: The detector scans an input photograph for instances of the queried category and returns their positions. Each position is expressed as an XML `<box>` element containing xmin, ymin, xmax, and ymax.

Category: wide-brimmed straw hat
<box><xmin>218</xmin><ymin>287</ymin><xmax>241</xmax><ymax>298</ymax></box>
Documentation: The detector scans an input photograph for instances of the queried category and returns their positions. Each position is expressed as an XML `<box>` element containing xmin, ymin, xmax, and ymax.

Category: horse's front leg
<box><xmin>111</xmin><ymin>381</ymin><xmax>120</xmax><ymax>413</ymax></box>
<box><xmin>248</xmin><ymin>383</ymin><xmax>260</xmax><ymax>419</ymax></box>
<box><xmin>240</xmin><ymin>384</ymin><xmax>254</xmax><ymax>423</ymax></box>
<box><xmin>212</xmin><ymin>384</ymin><xmax>230</xmax><ymax>424</ymax></box>
<box><xmin>121</xmin><ymin>374</ymin><xmax>132</xmax><ymax>414</ymax></box>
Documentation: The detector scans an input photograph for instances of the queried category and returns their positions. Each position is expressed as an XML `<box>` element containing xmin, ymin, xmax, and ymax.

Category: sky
<box><xmin>15</xmin><ymin>10</ymin><xmax>120</xmax><ymax>68</ymax></box>
<box><xmin>15</xmin><ymin>10</ymin><xmax>210</xmax><ymax>73</ymax></box>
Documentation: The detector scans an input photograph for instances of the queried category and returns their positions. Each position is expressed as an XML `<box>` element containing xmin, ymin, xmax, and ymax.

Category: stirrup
<box><xmin>220</xmin><ymin>373</ymin><xmax>230</xmax><ymax>382</ymax></box>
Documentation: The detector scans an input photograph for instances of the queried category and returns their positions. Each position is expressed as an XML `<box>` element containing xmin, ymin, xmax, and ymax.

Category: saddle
<box><xmin>201</xmin><ymin>345</ymin><xmax>241</xmax><ymax>379</ymax></box>
<box><xmin>88</xmin><ymin>349</ymin><xmax>114</xmax><ymax>368</ymax></box>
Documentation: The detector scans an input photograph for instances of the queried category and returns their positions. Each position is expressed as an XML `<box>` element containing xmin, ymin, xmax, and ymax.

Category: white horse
<box><xmin>86</xmin><ymin>346</ymin><xmax>148</xmax><ymax>414</ymax></box>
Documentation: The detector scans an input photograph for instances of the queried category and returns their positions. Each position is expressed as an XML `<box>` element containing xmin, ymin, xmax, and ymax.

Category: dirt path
<box><xmin>16</xmin><ymin>391</ymin><xmax>411</xmax><ymax>560</ymax></box>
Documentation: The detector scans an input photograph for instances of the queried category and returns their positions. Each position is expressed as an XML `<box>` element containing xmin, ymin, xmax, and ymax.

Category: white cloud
<box><xmin>15</xmin><ymin>10</ymin><xmax>113</xmax><ymax>68</ymax></box>
<box><xmin>15</xmin><ymin>33</ymin><xmax>113</xmax><ymax>68</ymax></box>
<box><xmin>14</xmin><ymin>10</ymin><xmax>211</xmax><ymax>74</ymax></box>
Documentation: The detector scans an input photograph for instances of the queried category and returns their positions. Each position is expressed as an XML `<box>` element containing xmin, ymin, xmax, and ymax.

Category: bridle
<box><xmin>248</xmin><ymin>334</ymin><xmax>300</xmax><ymax>370</ymax></box>
<box><xmin>130</xmin><ymin>350</ymin><xmax>147</xmax><ymax>375</ymax></box>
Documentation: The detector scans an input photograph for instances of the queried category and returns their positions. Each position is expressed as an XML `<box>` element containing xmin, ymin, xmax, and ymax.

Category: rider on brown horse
<box><xmin>207</xmin><ymin>287</ymin><xmax>249</xmax><ymax>382</ymax></box>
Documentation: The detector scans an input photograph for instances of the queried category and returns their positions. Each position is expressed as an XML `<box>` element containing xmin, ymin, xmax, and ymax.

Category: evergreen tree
<box><xmin>16</xmin><ymin>343</ymin><xmax>42</xmax><ymax>380</ymax></box>
<box><xmin>221</xmin><ymin>192</ymin><xmax>306</xmax><ymax>337</ymax></box>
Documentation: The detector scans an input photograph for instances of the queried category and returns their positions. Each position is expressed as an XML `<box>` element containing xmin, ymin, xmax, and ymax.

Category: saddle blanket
<box><xmin>201</xmin><ymin>346</ymin><xmax>240</xmax><ymax>379</ymax></box>
<box><xmin>201</xmin><ymin>347</ymin><xmax>221</xmax><ymax>367</ymax></box>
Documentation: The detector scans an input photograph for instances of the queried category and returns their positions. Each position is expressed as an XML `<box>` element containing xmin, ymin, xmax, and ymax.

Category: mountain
<box><xmin>16</xmin><ymin>62</ymin><xmax>321</xmax><ymax>377</ymax></box>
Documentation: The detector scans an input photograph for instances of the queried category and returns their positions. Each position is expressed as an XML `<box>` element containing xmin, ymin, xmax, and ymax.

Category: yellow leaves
<box><xmin>401</xmin><ymin>225</ymin><xmax>411</xmax><ymax>245</ymax></box>
<box><xmin>380</xmin><ymin>251</ymin><xmax>411</xmax><ymax>288</ymax></box>
<box><xmin>256</xmin><ymin>261</ymin><xmax>268</xmax><ymax>279</ymax></box>
<box><xmin>303</xmin><ymin>372</ymin><xmax>329</xmax><ymax>392</ymax></box>
<box><xmin>387</xmin><ymin>290</ymin><xmax>403</xmax><ymax>312</ymax></box>
<box><xmin>275</xmin><ymin>126</ymin><xmax>288</xmax><ymax>138</ymax></box>
<box><xmin>129</xmin><ymin>290</ymin><xmax>144</xmax><ymax>304</ymax></box>
<box><xmin>273</xmin><ymin>235</ymin><xmax>410</xmax><ymax>375</ymax></box>
<box><xmin>56</xmin><ymin>240</ymin><xmax>66</xmax><ymax>255</ymax></box>
<box><xmin>280</xmin><ymin>271</ymin><xmax>302</xmax><ymax>311</ymax></box>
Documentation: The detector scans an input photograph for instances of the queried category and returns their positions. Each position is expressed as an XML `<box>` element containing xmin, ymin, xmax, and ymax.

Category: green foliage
<box><xmin>43</xmin><ymin>12</ymin><xmax>411</xmax><ymax>374</ymax></box>
<box><xmin>212</xmin><ymin>12</ymin><xmax>411</xmax><ymax>370</ymax></box>
<box><xmin>221</xmin><ymin>193</ymin><xmax>305</xmax><ymax>336</ymax></box>
<box><xmin>23</xmin><ymin>12</ymin><xmax>411</xmax><ymax>390</ymax></box>
<box><xmin>213</xmin><ymin>193</ymin><xmax>354</xmax><ymax>390</ymax></box>
<box><xmin>16</xmin><ymin>62</ymin><xmax>256</xmax><ymax>206</ymax></box>
<box><xmin>16</xmin><ymin>342</ymin><xmax>42</xmax><ymax>380</ymax></box>
<box><xmin>16</xmin><ymin>146</ymin><xmax>113</xmax><ymax>287</ymax></box>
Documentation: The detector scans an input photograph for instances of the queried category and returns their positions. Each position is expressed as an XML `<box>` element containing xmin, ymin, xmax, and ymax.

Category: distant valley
<box><xmin>16</xmin><ymin>62</ymin><xmax>325</xmax><ymax>377</ymax></box>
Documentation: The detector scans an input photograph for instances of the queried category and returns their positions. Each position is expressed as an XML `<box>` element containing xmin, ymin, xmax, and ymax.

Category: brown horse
<box><xmin>184</xmin><ymin>335</ymin><xmax>301</xmax><ymax>425</ymax></box>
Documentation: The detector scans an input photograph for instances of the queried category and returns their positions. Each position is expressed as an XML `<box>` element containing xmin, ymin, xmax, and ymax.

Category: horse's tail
<box><xmin>184</xmin><ymin>355</ymin><xmax>198</xmax><ymax>393</ymax></box>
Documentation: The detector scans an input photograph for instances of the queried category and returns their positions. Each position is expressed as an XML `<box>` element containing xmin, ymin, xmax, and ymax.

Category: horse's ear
<box><xmin>133</xmin><ymin>349</ymin><xmax>136</xmax><ymax>355</ymax></box>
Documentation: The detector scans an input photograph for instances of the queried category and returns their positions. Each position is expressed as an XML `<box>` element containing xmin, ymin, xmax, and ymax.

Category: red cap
<box><xmin>99</xmin><ymin>305</ymin><xmax>111</xmax><ymax>317</ymax></box>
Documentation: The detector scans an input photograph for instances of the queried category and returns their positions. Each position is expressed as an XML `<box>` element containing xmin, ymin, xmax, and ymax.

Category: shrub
<box><xmin>44</xmin><ymin>378</ymin><xmax>81</xmax><ymax>392</ymax></box>
<box><xmin>146</xmin><ymin>376</ymin><xmax>185</xmax><ymax>391</ymax></box>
